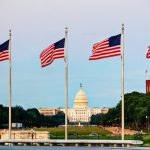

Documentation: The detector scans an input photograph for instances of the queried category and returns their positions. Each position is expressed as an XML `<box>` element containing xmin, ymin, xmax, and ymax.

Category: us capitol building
<box><xmin>38</xmin><ymin>84</ymin><xmax>109</xmax><ymax>123</ymax></box>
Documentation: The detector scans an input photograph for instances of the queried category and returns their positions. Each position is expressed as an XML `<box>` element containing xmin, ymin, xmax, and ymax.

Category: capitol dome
<box><xmin>74</xmin><ymin>84</ymin><xmax>88</xmax><ymax>109</ymax></box>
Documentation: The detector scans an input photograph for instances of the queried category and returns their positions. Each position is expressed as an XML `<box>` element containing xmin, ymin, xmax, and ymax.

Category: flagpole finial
<box><xmin>9</xmin><ymin>29</ymin><xmax>11</xmax><ymax>37</ymax></box>
<box><xmin>122</xmin><ymin>24</ymin><xmax>124</xmax><ymax>33</ymax></box>
<box><xmin>65</xmin><ymin>27</ymin><xmax>68</xmax><ymax>34</ymax></box>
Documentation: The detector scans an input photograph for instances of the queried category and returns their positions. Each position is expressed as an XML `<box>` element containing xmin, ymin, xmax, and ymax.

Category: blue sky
<box><xmin>0</xmin><ymin>0</ymin><xmax>150</xmax><ymax>109</ymax></box>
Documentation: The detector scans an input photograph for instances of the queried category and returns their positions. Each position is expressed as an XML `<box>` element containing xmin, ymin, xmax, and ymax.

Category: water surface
<box><xmin>0</xmin><ymin>147</ymin><xmax>150</xmax><ymax>150</ymax></box>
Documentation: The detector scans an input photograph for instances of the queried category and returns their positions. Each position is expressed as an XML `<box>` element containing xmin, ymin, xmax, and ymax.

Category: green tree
<box><xmin>52</xmin><ymin>111</ymin><xmax>65</xmax><ymax>127</ymax></box>
<box><xmin>90</xmin><ymin>114</ymin><xmax>104</xmax><ymax>125</ymax></box>
<box><xmin>90</xmin><ymin>92</ymin><xmax>150</xmax><ymax>131</ymax></box>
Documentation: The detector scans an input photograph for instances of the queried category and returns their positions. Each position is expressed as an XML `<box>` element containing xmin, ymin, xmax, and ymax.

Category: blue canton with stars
<box><xmin>54</xmin><ymin>38</ymin><xmax>65</xmax><ymax>49</ymax></box>
<box><xmin>109</xmin><ymin>34</ymin><xmax>121</xmax><ymax>47</ymax></box>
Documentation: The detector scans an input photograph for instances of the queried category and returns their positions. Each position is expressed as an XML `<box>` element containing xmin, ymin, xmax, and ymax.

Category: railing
<box><xmin>0</xmin><ymin>139</ymin><xmax>143</xmax><ymax>147</ymax></box>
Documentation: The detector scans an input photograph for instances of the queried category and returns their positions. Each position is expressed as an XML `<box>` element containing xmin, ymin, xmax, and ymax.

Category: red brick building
<box><xmin>146</xmin><ymin>80</ymin><xmax>150</xmax><ymax>94</ymax></box>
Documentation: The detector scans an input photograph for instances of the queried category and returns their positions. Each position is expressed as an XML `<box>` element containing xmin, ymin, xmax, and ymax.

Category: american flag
<box><xmin>146</xmin><ymin>46</ymin><xmax>150</xmax><ymax>59</ymax></box>
<box><xmin>40</xmin><ymin>38</ymin><xmax>65</xmax><ymax>67</ymax></box>
<box><xmin>0</xmin><ymin>40</ymin><xmax>9</xmax><ymax>62</ymax></box>
<box><xmin>89</xmin><ymin>34</ymin><xmax>121</xmax><ymax>60</ymax></box>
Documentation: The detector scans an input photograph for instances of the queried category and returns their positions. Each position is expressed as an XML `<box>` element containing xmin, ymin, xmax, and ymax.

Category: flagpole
<box><xmin>64</xmin><ymin>27</ymin><xmax>68</xmax><ymax>140</ymax></box>
<box><xmin>8</xmin><ymin>29</ymin><xmax>12</xmax><ymax>139</ymax></box>
<box><xmin>145</xmin><ymin>70</ymin><xmax>148</xmax><ymax>80</ymax></box>
<box><xmin>121</xmin><ymin>24</ymin><xmax>125</xmax><ymax>141</ymax></box>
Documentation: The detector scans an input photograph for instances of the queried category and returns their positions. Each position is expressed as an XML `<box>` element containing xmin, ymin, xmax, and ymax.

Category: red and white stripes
<box><xmin>0</xmin><ymin>50</ymin><xmax>9</xmax><ymax>61</ymax></box>
<box><xmin>89</xmin><ymin>38</ymin><xmax>121</xmax><ymax>60</ymax></box>
<box><xmin>40</xmin><ymin>44</ymin><xmax>64</xmax><ymax>67</ymax></box>
<box><xmin>146</xmin><ymin>46</ymin><xmax>150</xmax><ymax>59</ymax></box>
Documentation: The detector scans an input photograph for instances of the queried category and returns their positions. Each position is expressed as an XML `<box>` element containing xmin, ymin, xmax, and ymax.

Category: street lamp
<box><xmin>148</xmin><ymin>117</ymin><xmax>149</xmax><ymax>133</ymax></box>
<box><xmin>146</xmin><ymin>116</ymin><xmax>149</xmax><ymax>133</ymax></box>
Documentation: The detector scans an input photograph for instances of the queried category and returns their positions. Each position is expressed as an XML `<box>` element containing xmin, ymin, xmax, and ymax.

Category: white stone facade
<box><xmin>38</xmin><ymin>84</ymin><xmax>109</xmax><ymax>123</ymax></box>
<box><xmin>38</xmin><ymin>108</ymin><xmax>60</xmax><ymax>116</ymax></box>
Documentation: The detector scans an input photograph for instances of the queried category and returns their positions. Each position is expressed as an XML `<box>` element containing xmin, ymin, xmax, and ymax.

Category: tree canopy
<box><xmin>0</xmin><ymin>105</ymin><xmax>65</xmax><ymax>128</ymax></box>
<box><xmin>90</xmin><ymin>92</ymin><xmax>150</xmax><ymax>130</ymax></box>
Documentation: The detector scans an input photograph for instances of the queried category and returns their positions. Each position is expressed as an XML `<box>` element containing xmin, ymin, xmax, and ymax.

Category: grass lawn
<box><xmin>142</xmin><ymin>134</ymin><xmax>150</xmax><ymax>147</ymax></box>
<box><xmin>33</xmin><ymin>126</ymin><xmax>111</xmax><ymax>136</ymax></box>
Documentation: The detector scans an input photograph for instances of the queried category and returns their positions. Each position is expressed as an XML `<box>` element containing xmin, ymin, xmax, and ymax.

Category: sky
<box><xmin>0</xmin><ymin>0</ymin><xmax>150</xmax><ymax>109</ymax></box>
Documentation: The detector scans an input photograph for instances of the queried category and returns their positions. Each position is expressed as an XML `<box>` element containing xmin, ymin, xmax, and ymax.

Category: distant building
<box><xmin>38</xmin><ymin>84</ymin><xmax>109</xmax><ymax>123</ymax></box>
<box><xmin>146</xmin><ymin>80</ymin><xmax>150</xmax><ymax>94</ymax></box>
<box><xmin>0</xmin><ymin>130</ymin><xmax>49</xmax><ymax>139</ymax></box>
<box><xmin>38</xmin><ymin>108</ymin><xmax>60</xmax><ymax>116</ymax></box>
